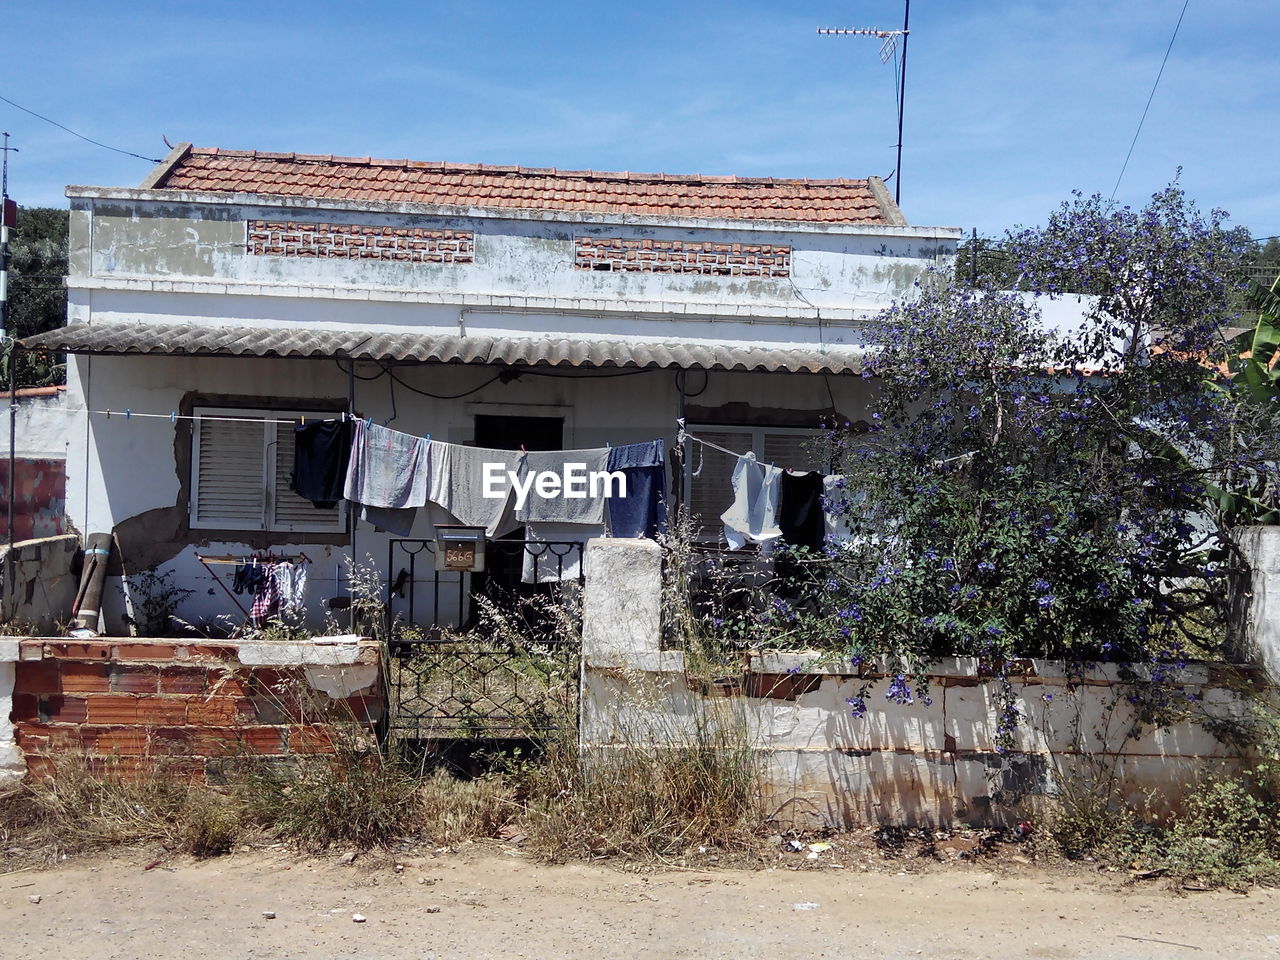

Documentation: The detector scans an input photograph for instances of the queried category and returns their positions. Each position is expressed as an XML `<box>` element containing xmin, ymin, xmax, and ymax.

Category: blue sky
<box><xmin>2</xmin><ymin>1</ymin><xmax>1276</xmax><ymax>240</ymax></box>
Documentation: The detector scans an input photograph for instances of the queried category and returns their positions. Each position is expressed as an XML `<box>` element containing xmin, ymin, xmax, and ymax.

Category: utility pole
<box><xmin>818</xmin><ymin>0</ymin><xmax>911</xmax><ymax>206</ymax></box>
<box><xmin>1</xmin><ymin>132</ymin><xmax>18</xmax><ymax>548</ymax></box>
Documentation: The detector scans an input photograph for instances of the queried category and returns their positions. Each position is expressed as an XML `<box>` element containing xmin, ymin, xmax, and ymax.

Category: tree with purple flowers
<box><xmin>739</xmin><ymin>184</ymin><xmax>1278</xmax><ymax>732</ymax></box>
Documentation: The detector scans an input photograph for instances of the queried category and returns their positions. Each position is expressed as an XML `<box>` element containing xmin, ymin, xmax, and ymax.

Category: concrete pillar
<box><xmin>1236</xmin><ymin>526</ymin><xmax>1280</xmax><ymax>681</ymax></box>
<box><xmin>0</xmin><ymin>639</ymin><xmax>24</xmax><ymax>787</ymax></box>
<box><xmin>581</xmin><ymin>538</ymin><xmax>662</xmax><ymax>662</ymax></box>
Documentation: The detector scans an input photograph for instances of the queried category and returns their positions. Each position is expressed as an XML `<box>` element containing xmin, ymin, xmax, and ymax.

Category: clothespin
<box><xmin>124</xmin><ymin>409</ymin><xmax>131</xmax><ymax>421</ymax></box>
<box><xmin>520</xmin><ymin>443</ymin><xmax>527</xmax><ymax>453</ymax></box>
<box><xmin>170</xmin><ymin>411</ymin><xmax>177</xmax><ymax>423</ymax></box>
<box><xmin>105</xmin><ymin>409</ymin><xmax>112</xmax><ymax>419</ymax></box>
<box><xmin>425</xmin><ymin>433</ymin><xmax>431</xmax><ymax>442</ymax></box>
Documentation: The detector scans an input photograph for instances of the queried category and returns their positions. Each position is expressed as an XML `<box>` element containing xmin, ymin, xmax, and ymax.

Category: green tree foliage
<box><xmin>3</xmin><ymin>205</ymin><xmax>67</xmax><ymax>386</ymax></box>
<box><xmin>698</xmin><ymin>186</ymin><xmax>1275</xmax><ymax>743</ymax></box>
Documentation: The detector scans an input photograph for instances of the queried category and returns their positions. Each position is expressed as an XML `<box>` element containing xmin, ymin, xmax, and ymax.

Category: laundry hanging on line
<box><xmin>606</xmin><ymin>440</ymin><xmax>667</xmax><ymax>539</ymax></box>
<box><xmin>233</xmin><ymin>559</ymin><xmax>307</xmax><ymax>626</ymax></box>
<box><xmin>427</xmin><ymin>441</ymin><xmax>524</xmax><ymax>537</ymax></box>
<box><xmin>720</xmin><ymin>452</ymin><xmax>783</xmax><ymax>550</ymax></box>
<box><xmin>292</xmin><ymin>419</ymin><xmax>355</xmax><ymax>509</ymax></box>
<box><xmin>682</xmin><ymin>427</ymin><xmax>853</xmax><ymax>550</ymax></box>
<box><xmin>514</xmin><ymin>447</ymin><xmax>611</xmax><ymax>525</ymax></box>
<box><xmin>777</xmin><ymin>470</ymin><xmax>825</xmax><ymax>552</ymax></box>
<box><xmin>291</xmin><ymin>418</ymin><xmax>669</xmax><ymax>542</ymax></box>
<box><xmin>343</xmin><ymin>419</ymin><xmax>432</xmax><ymax>536</ymax></box>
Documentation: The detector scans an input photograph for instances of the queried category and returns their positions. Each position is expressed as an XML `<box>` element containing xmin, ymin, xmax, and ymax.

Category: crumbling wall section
<box><xmin>0</xmin><ymin>534</ymin><xmax>80</xmax><ymax>633</ymax></box>
<box><xmin>8</xmin><ymin>637</ymin><xmax>382</xmax><ymax>781</ymax></box>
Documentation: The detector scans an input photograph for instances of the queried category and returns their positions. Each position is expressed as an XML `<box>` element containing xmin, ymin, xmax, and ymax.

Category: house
<box><xmin>21</xmin><ymin>144</ymin><xmax>960</xmax><ymax>634</ymax></box>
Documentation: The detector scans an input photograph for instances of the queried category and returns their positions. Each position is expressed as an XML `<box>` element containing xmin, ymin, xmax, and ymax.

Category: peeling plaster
<box><xmin>303</xmin><ymin>664</ymin><xmax>379</xmax><ymax>698</ymax></box>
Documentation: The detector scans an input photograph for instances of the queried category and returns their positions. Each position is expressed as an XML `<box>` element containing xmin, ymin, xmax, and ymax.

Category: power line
<box><xmin>0</xmin><ymin>94</ymin><xmax>162</xmax><ymax>164</ymax></box>
<box><xmin>1110</xmin><ymin>0</ymin><xmax>1190</xmax><ymax>201</ymax></box>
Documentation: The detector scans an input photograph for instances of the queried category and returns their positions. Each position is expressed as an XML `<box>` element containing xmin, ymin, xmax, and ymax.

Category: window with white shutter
<box><xmin>190</xmin><ymin>407</ymin><xmax>345</xmax><ymax>533</ymax></box>
<box><xmin>685</xmin><ymin>424</ymin><xmax>827</xmax><ymax>542</ymax></box>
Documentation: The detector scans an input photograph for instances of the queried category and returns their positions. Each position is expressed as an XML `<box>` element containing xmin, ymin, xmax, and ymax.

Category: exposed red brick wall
<box><xmin>246</xmin><ymin>220</ymin><xmax>475</xmax><ymax>263</ymax></box>
<box><xmin>574</xmin><ymin>237</ymin><xmax>791</xmax><ymax>277</ymax></box>
<box><xmin>10</xmin><ymin>639</ymin><xmax>383</xmax><ymax>779</ymax></box>
<box><xmin>0</xmin><ymin>459</ymin><xmax>67</xmax><ymax>541</ymax></box>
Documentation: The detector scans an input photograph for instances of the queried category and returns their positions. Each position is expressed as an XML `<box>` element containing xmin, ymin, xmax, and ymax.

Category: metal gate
<box><xmin>385</xmin><ymin>539</ymin><xmax>583</xmax><ymax>743</ymax></box>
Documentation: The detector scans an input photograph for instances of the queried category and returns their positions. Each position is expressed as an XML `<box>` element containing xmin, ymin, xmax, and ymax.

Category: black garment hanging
<box><xmin>777</xmin><ymin>471</ymin><xmax>825</xmax><ymax>551</ymax></box>
<box><xmin>291</xmin><ymin>419</ymin><xmax>355</xmax><ymax>509</ymax></box>
<box><xmin>232</xmin><ymin>562</ymin><xmax>267</xmax><ymax>596</ymax></box>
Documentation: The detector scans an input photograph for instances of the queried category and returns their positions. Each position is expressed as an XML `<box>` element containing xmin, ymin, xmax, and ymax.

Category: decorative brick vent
<box><xmin>574</xmin><ymin>237</ymin><xmax>791</xmax><ymax>277</ymax></box>
<box><xmin>247</xmin><ymin>220</ymin><xmax>474</xmax><ymax>263</ymax></box>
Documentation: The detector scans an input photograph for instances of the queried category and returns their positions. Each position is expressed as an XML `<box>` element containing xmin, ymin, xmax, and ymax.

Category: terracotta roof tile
<box><xmin>149</xmin><ymin>146</ymin><xmax>901</xmax><ymax>224</ymax></box>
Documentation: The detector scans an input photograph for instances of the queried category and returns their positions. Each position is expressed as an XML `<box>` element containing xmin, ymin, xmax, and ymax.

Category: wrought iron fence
<box><xmin>384</xmin><ymin>538</ymin><xmax>583</xmax><ymax>743</ymax></box>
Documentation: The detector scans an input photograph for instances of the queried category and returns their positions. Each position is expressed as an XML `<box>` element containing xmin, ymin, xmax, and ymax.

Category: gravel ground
<box><xmin>3</xmin><ymin>844</ymin><xmax>1280</xmax><ymax>959</ymax></box>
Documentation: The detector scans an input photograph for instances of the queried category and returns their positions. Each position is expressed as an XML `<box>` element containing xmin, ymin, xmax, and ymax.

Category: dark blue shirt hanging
<box><xmin>606</xmin><ymin>439</ymin><xmax>667</xmax><ymax>539</ymax></box>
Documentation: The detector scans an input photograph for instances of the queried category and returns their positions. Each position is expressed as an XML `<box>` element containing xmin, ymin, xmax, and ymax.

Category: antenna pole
<box><xmin>817</xmin><ymin>1</ymin><xmax>911</xmax><ymax>206</ymax></box>
<box><xmin>895</xmin><ymin>0</ymin><xmax>910</xmax><ymax>206</ymax></box>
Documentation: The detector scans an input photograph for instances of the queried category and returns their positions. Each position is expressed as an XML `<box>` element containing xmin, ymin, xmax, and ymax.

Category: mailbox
<box><xmin>434</xmin><ymin>525</ymin><xmax>487</xmax><ymax>573</ymax></box>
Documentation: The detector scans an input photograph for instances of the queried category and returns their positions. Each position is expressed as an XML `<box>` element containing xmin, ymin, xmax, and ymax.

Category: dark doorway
<box><xmin>471</xmin><ymin>413</ymin><xmax>565</xmax><ymax>604</ymax></box>
<box><xmin>474</xmin><ymin>414</ymin><xmax>563</xmax><ymax>452</ymax></box>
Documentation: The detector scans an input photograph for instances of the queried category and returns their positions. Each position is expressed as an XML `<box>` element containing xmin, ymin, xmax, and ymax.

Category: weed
<box><xmin>2</xmin><ymin>753</ymin><xmax>243</xmax><ymax>864</ymax></box>
<box><xmin>235</xmin><ymin>675</ymin><xmax>419</xmax><ymax>852</ymax></box>
<box><xmin>417</xmin><ymin>770</ymin><xmax>517</xmax><ymax>844</ymax></box>
<box><xmin>525</xmin><ymin>687</ymin><xmax>762</xmax><ymax>861</ymax></box>
<box><xmin>181</xmin><ymin>790</ymin><xmax>244</xmax><ymax>858</ymax></box>
<box><xmin>238</xmin><ymin>748</ymin><xmax>419</xmax><ymax>852</ymax></box>
<box><xmin>1095</xmin><ymin>777</ymin><xmax>1280</xmax><ymax>890</ymax></box>
<box><xmin>120</xmin><ymin>569</ymin><xmax>195</xmax><ymax>637</ymax></box>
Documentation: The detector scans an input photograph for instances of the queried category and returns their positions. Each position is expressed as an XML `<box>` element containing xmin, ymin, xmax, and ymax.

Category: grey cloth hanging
<box><xmin>426</xmin><ymin>441</ymin><xmax>524</xmax><ymax>537</ymax></box>
<box><xmin>514</xmin><ymin>448</ymin><xmax>611</xmax><ymax>524</ymax></box>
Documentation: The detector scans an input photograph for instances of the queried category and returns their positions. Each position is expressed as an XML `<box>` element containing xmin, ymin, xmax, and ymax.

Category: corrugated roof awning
<box><xmin>20</xmin><ymin>322</ymin><xmax>868</xmax><ymax>375</ymax></box>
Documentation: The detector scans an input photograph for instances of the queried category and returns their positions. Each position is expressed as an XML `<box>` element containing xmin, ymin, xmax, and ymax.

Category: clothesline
<box><xmin>90</xmin><ymin>408</ymin><xmax>627</xmax><ymax>451</ymax></box>
<box><xmin>88</xmin><ymin>409</ymin><xmax>353</xmax><ymax>426</ymax></box>
<box><xmin>678</xmin><ymin>419</ymin><xmax>975</xmax><ymax>472</ymax></box>
<box><xmin>681</xmin><ymin>429</ymin><xmax>749</xmax><ymax>461</ymax></box>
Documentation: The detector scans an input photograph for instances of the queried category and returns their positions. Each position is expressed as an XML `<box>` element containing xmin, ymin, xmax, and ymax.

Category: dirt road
<box><xmin>3</xmin><ymin>847</ymin><xmax>1279</xmax><ymax>960</ymax></box>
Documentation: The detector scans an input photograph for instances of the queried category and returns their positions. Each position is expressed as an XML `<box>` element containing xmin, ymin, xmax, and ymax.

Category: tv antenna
<box><xmin>818</xmin><ymin>0</ymin><xmax>911</xmax><ymax>206</ymax></box>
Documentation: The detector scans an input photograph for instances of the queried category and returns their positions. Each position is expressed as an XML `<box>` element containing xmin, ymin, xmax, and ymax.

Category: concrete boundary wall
<box><xmin>580</xmin><ymin>539</ymin><xmax>1254</xmax><ymax>829</ymax></box>
<box><xmin>0</xmin><ymin>535</ymin><xmax>81</xmax><ymax>633</ymax></box>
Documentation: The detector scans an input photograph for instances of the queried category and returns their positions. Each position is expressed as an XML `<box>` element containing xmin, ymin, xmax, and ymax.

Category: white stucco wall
<box><xmin>1236</xmin><ymin>526</ymin><xmax>1280</xmax><ymax>681</ymax></box>
<box><xmin>0</xmin><ymin>389</ymin><xmax>69</xmax><ymax>461</ymax></box>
